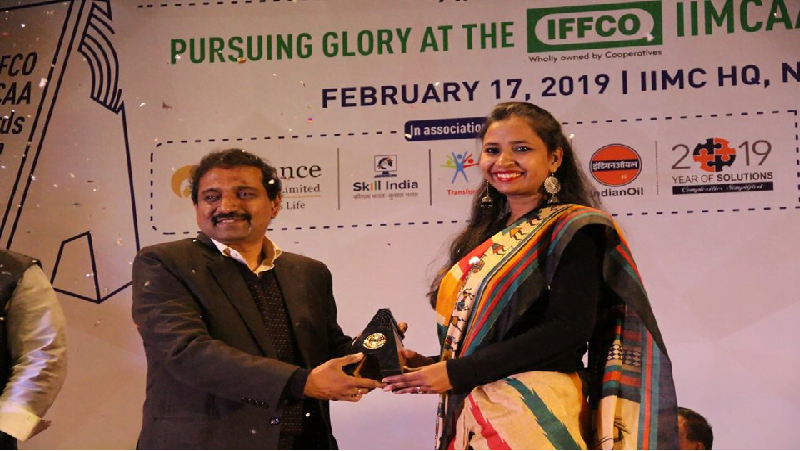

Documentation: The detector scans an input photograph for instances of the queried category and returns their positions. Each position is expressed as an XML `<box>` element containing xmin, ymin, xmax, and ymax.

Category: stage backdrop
<box><xmin>1</xmin><ymin>0</ymin><xmax>798</xmax><ymax>448</ymax></box>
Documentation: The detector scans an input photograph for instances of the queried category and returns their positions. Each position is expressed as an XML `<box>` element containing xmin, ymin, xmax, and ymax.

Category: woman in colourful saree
<box><xmin>383</xmin><ymin>102</ymin><xmax>677</xmax><ymax>449</ymax></box>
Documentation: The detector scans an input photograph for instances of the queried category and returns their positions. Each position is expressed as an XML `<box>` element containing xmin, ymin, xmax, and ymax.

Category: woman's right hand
<box><xmin>400</xmin><ymin>348</ymin><xmax>437</xmax><ymax>370</ymax></box>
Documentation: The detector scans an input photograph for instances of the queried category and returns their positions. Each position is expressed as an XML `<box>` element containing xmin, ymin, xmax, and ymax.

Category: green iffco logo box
<box><xmin>527</xmin><ymin>1</ymin><xmax>663</xmax><ymax>53</ymax></box>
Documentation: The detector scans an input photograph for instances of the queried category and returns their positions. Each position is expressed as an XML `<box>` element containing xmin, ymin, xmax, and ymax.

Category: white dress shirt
<box><xmin>0</xmin><ymin>265</ymin><xmax>67</xmax><ymax>441</ymax></box>
<box><xmin>211</xmin><ymin>236</ymin><xmax>283</xmax><ymax>275</ymax></box>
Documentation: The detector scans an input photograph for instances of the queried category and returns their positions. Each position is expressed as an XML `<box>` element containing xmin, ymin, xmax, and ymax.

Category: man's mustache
<box><xmin>212</xmin><ymin>212</ymin><xmax>251</xmax><ymax>225</ymax></box>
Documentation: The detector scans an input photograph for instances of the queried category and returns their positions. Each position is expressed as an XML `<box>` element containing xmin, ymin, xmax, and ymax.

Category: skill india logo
<box><xmin>527</xmin><ymin>1</ymin><xmax>663</xmax><ymax>52</ymax></box>
<box><xmin>374</xmin><ymin>155</ymin><xmax>397</xmax><ymax>178</ymax></box>
<box><xmin>442</xmin><ymin>150</ymin><xmax>477</xmax><ymax>183</ymax></box>
<box><xmin>692</xmin><ymin>137</ymin><xmax>736</xmax><ymax>173</ymax></box>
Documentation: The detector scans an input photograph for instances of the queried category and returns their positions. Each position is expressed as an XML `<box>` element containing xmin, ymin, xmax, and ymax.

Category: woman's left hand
<box><xmin>382</xmin><ymin>361</ymin><xmax>452</xmax><ymax>394</ymax></box>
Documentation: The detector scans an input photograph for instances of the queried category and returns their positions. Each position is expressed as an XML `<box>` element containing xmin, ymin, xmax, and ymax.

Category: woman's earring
<box><xmin>543</xmin><ymin>173</ymin><xmax>561</xmax><ymax>204</ymax></box>
<box><xmin>480</xmin><ymin>182</ymin><xmax>493</xmax><ymax>209</ymax></box>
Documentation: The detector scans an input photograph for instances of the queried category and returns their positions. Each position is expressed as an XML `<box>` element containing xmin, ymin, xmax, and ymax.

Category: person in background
<box><xmin>0</xmin><ymin>250</ymin><xmax>67</xmax><ymax>449</ymax></box>
<box><xmin>678</xmin><ymin>407</ymin><xmax>713</xmax><ymax>449</ymax></box>
<box><xmin>383</xmin><ymin>102</ymin><xmax>677</xmax><ymax>449</ymax></box>
<box><xmin>132</xmin><ymin>148</ymin><xmax>382</xmax><ymax>449</ymax></box>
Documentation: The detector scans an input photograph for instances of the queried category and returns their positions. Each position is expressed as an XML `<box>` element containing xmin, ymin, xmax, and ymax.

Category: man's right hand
<box><xmin>303</xmin><ymin>353</ymin><xmax>384</xmax><ymax>402</ymax></box>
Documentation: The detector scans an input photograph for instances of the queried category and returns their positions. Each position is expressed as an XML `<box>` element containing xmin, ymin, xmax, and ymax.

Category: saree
<box><xmin>434</xmin><ymin>204</ymin><xmax>677</xmax><ymax>449</ymax></box>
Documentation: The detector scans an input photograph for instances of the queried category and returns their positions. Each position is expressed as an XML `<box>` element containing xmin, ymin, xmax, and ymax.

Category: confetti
<box><xmin>139</xmin><ymin>102</ymin><xmax>146</xmax><ymax>107</ymax></box>
<box><xmin>468</xmin><ymin>256</ymin><xmax>480</xmax><ymax>266</ymax></box>
<box><xmin>38</xmin><ymin>78</ymin><xmax>48</xmax><ymax>88</ymax></box>
<box><xmin>85</xmin><ymin>273</ymin><xmax>94</xmax><ymax>278</ymax></box>
<box><xmin>144</xmin><ymin>281</ymin><xmax>151</xmax><ymax>287</ymax></box>
<box><xmin>115</xmin><ymin>238</ymin><xmax>123</xmax><ymax>246</ymax></box>
<box><xmin>404</xmin><ymin>133</ymin><xmax>412</xmax><ymax>139</ymax></box>
<box><xmin>162</xmin><ymin>101</ymin><xmax>172</xmax><ymax>110</ymax></box>
<box><xmin>237</xmin><ymin>57</ymin><xmax>247</xmax><ymax>64</ymax></box>
<box><xmin>69</xmin><ymin>173</ymin><xmax>75</xmax><ymax>178</ymax></box>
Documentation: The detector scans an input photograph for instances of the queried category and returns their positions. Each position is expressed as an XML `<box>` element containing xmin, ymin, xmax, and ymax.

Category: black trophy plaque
<box><xmin>344</xmin><ymin>308</ymin><xmax>404</xmax><ymax>380</ymax></box>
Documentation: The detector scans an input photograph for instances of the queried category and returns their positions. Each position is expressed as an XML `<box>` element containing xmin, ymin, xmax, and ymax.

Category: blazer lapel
<box><xmin>198</xmin><ymin>235</ymin><xmax>277</xmax><ymax>358</ymax></box>
<box><xmin>272</xmin><ymin>257</ymin><xmax>316</xmax><ymax>367</ymax></box>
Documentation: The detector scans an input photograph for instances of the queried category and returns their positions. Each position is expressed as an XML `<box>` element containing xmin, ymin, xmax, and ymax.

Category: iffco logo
<box><xmin>692</xmin><ymin>137</ymin><xmax>736</xmax><ymax>173</ymax></box>
<box><xmin>527</xmin><ymin>1</ymin><xmax>663</xmax><ymax>53</ymax></box>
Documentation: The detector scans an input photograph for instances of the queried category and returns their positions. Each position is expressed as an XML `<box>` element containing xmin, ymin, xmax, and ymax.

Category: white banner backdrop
<box><xmin>1</xmin><ymin>0</ymin><xmax>798</xmax><ymax>448</ymax></box>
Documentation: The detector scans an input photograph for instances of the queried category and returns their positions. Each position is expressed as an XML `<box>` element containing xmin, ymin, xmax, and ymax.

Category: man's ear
<box><xmin>271</xmin><ymin>195</ymin><xmax>282</xmax><ymax>218</ymax></box>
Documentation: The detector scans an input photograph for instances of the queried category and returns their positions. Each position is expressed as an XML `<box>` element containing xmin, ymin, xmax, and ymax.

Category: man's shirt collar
<box><xmin>210</xmin><ymin>236</ymin><xmax>282</xmax><ymax>275</ymax></box>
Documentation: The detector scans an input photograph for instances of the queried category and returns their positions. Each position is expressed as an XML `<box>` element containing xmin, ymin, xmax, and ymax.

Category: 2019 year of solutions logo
<box><xmin>527</xmin><ymin>1</ymin><xmax>663</xmax><ymax>53</ymax></box>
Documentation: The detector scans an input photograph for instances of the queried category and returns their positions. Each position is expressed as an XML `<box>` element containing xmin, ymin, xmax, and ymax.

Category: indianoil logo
<box><xmin>589</xmin><ymin>144</ymin><xmax>642</xmax><ymax>187</ymax></box>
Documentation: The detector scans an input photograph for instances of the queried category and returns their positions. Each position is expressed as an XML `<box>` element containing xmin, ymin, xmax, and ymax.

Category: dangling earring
<box><xmin>543</xmin><ymin>173</ymin><xmax>561</xmax><ymax>204</ymax></box>
<box><xmin>480</xmin><ymin>181</ymin><xmax>493</xmax><ymax>209</ymax></box>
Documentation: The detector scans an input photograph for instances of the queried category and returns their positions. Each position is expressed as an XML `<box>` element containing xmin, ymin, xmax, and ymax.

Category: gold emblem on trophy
<box><xmin>344</xmin><ymin>309</ymin><xmax>405</xmax><ymax>380</ymax></box>
<box><xmin>363</xmin><ymin>332</ymin><xmax>387</xmax><ymax>350</ymax></box>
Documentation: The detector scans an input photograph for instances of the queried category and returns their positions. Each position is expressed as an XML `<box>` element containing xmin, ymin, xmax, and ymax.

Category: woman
<box><xmin>383</xmin><ymin>102</ymin><xmax>677</xmax><ymax>449</ymax></box>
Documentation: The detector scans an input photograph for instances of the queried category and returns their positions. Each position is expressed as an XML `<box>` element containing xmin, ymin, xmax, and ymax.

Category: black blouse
<box><xmin>446</xmin><ymin>225</ymin><xmax>606</xmax><ymax>394</ymax></box>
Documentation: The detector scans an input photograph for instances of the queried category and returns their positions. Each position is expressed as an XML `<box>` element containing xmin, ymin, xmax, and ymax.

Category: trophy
<box><xmin>344</xmin><ymin>309</ymin><xmax>405</xmax><ymax>380</ymax></box>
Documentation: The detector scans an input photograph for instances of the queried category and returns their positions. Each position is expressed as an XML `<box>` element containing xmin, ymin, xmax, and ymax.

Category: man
<box><xmin>678</xmin><ymin>406</ymin><xmax>713</xmax><ymax>449</ymax></box>
<box><xmin>0</xmin><ymin>250</ymin><xmax>67</xmax><ymax>449</ymax></box>
<box><xmin>132</xmin><ymin>148</ymin><xmax>381</xmax><ymax>449</ymax></box>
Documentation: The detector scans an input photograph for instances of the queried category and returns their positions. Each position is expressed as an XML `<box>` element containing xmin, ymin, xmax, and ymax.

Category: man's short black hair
<box><xmin>190</xmin><ymin>148</ymin><xmax>282</xmax><ymax>204</ymax></box>
<box><xmin>679</xmin><ymin>406</ymin><xmax>713</xmax><ymax>449</ymax></box>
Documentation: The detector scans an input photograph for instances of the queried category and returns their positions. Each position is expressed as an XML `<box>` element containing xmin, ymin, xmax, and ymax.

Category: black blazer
<box><xmin>132</xmin><ymin>234</ymin><xmax>352</xmax><ymax>449</ymax></box>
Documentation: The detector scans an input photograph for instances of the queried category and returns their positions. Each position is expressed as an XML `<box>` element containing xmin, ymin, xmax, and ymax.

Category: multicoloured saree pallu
<box><xmin>434</xmin><ymin>204</ymin><xmax>677</xmax><ymax>449</ymax></box>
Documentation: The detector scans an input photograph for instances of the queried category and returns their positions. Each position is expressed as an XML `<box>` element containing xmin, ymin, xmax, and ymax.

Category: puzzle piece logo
<box><xmin>692</xmin><ymin>137</ymin><xmax>736</xmax><ymax>173</ymax></box>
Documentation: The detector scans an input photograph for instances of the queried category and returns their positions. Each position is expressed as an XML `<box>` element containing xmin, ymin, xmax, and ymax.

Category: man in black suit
<box><xmin>132</xmin><ymin>148</ymin><xmax>382</xmax><ymax>449</ymax></box>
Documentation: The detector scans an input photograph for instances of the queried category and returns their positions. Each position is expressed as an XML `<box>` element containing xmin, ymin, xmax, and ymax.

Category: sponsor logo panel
<box><xmin>571</xmin><ymin>111</ymin><xmax>795</xmax><ymax>212</ymax></box>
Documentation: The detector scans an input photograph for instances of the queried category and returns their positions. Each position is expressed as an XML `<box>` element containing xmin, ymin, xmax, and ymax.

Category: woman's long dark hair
<box><xmin>428</xmin><ymin>102</ymin><xmax>602</xmax><ymax>308</ymax></box>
